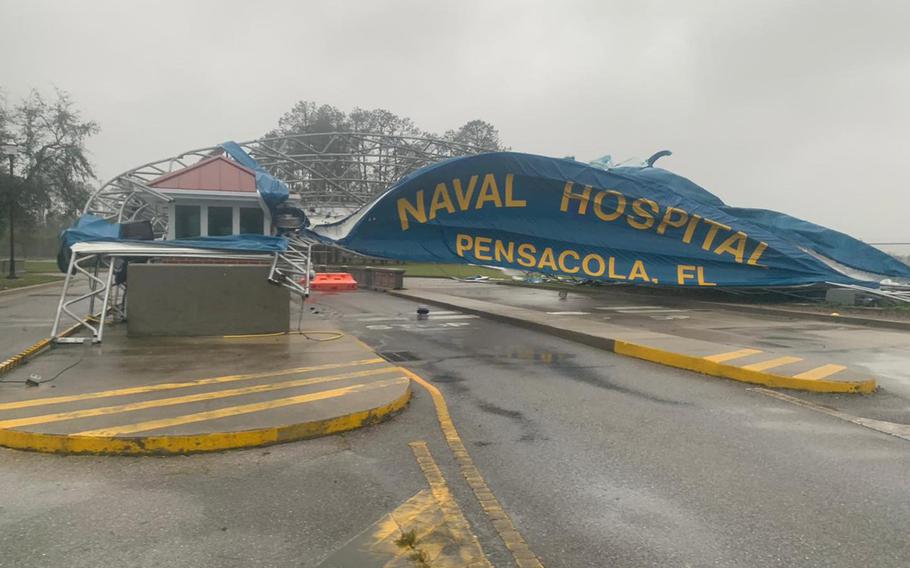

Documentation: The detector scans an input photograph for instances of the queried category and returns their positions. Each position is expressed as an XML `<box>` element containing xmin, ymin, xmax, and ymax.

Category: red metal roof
<box><xmin>149</xmin><ymin>155</ymin><xmax>257</xmax><ymax>192</ymax></box>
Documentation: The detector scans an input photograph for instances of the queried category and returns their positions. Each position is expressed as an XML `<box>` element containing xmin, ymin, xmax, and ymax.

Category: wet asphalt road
<box><xmin>307</xmin><ymin>290</ymin><xmax>910</xmax><ymax>567</ymax></box>
<box><xmin>0</xmin><ymin>287</ymin><xmax>907</xmax><ymax>567</ymax></box>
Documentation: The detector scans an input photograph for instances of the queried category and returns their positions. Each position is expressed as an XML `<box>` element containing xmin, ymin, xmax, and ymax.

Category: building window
<box><xmin>175</xmin><ymin>205</ymin><xmax>201</xmax><ymax>238</ymax></box>
<box><xmin>240</xmin><ymin>207</ymin><xmax>264</xmax><ymax>235</ymax></box>
<box><xmin>208</xmin><ymin>206</ymin><xmax>233</xmax><ymax>236</ymax></box>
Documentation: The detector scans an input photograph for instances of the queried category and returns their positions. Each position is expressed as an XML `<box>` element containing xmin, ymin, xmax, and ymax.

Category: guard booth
<box><xmin>148</xmin><ymin>155</ymin><xmax>274</xmax><ymax>239</ymax></box>
<box><xmin>52</xmin><ymin>148</ymin><xmax>312</xmax><ymax>342</ymax></box>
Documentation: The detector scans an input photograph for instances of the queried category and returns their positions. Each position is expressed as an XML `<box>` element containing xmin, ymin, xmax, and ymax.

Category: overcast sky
<box><xmin>1</xmin><ymin>0</ymin><xmax>908</xmax><ymax>246</ymax></box>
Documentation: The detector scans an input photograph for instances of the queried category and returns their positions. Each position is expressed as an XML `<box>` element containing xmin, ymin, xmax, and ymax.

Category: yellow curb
<box><xmin>386</xmin><ymin>290</ymin><xmax>876</xmax><ymax>395</ymax></box>
<box><xmin>0</xmin><ymin>320</ymin><xmax>86</xmax><ymax>377</ymax></box>
<box><xmin>613</xmin><ymin>340</ymin><xmax>876</xmax><ymax>394</ymax></box>
<box><xmin>0</xmin><ymin>385</ymin><xmax>410</xmax><ymax>455</ymax></box>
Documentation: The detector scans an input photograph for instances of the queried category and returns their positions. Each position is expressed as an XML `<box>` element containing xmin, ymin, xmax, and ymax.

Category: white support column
<box><xmin>200</xmin><ymin>204</ymin><xmax>209</xmax><ymax>236</ymax></box>
<box><xmin>232</xmin><ymin>205</ymin><xmax>241</xmax><ymax>235</ymax></box>
<box><xmin>167</xmin><ymin>202</ymin><xmax>176</xmax><ymax>240</ymax></box>
<box><xmin>263</xmin><ymin>208</ymin><xmax>272</xmax><ymax>236</ymax></box>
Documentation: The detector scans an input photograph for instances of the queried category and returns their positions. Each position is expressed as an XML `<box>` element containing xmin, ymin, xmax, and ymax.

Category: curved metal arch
<box><xmin>84</xmin><ymin>132</ymin><xmax>493</xmax><ymax>233</ymax></box>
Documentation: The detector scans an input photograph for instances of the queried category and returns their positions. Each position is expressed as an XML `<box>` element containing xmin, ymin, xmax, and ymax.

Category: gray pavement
<box><xmin>402</xmin><ymin>278</ymin><xmax>910</xmax><ymax>422</ymax></box>
<box><xmin>0</xmin><ymin>279</ymin><xmax>84</xmax><ymax>357</ymax></box>
<box><xmin>0</xmin><ymin>286</ymin><xmax>908</xmax><ymax>567</ymax></box>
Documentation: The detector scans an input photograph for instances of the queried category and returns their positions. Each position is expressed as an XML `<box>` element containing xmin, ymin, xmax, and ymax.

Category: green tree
<box><xmin>443</xmin><ymin>119</ymin><xmax>505</xmax><ymax>151</ymax></box>
<box><xmin>0</xmin><ymin>88</ymin><xmax>99</xmax><ymax>265</ymax></box>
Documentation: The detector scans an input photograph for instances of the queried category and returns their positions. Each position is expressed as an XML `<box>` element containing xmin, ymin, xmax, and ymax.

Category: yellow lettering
<box><xmin>697</xmin><ymin>266</ymin><xmax>716</xmax><ymax>286</ymax></box>
<box><xmin>677</xmin><ymin>264</ymin><xmax>697</xmax><ymax>285</ymax></box>
<box><xmin>608</xmin><ymin>257</ymin><xmax>627</xmax><ymax>280</ymax></box>
<box><xmin>494</xmin><ymin>240</ymin><xmax>515</xmax><ymax>263</ymax></box>
<box><xmin>452</xmin><ymin>175</ymin><xmax>478</xmax><ymax>211</ymax></box>
<box><xmin>428</xmin><ymin>183</ymin><xmax>455</xmax><ymax>220</ymax></box>
<box><xmin>558</xmin><ymin>250</ymin><xmax>580</xmax><ymax>274</ymax></box>
<box><xmin>714</xmin><ymin>231</ymin><xmax>748</xmax><ymax>263</ymax></box>
<box><xmin>504</xmin><ymin>174</ymin><xmax>526</xmax><ymax>207</ymax></box>
<box><xmin>475</xmin><ymin>236</ymin><xmax>493</xmax><ymax>260</ymax></box>
<box><xmin>747</xmin><ymin>242</ymin><xmax>768</xmax><ymax>266</ymax></box>
<box><xmin>656</xmin><ymin>207</ymin><xmax>689</xmax><ymax>235</ymax></box>
<box><xmin>560</xmin><ymin>182</ymin><xmax>592</xmax><ymax>215</ymax></box>
<box><xmin>455</xmin><ymin>234</ymin><xmax>473</xmax><ymax>257</ymax></box>
<box><xmin>517</xmin><ymin>243</ymin><xmax>537</xmax><ymax>267</ymax></box>
<box><xmin>682</xmin><ymin>215</ymin><xmax>701</xmax><ymax>244</ymax></box>
<box><xmin>397</xmin><ymin>191</ymin><xmax>426</xmax><ymax>231</ymax></box>
<box><xmin>701</xmin><ymin>219</ymin><xmax>732</xmax><ymax>251</ymax></box>
<box><xmin>582</xmin><ymin>253</ymin><xmax>606</xmax><ymax>277</ymax></box>
<box><xmin>475</xmin><ymin>174</ymin><xmax>503</xmax><ymax>209</ymax></box>
<box><xmin>538</xmin><ymin>247</ymin><xmax>558</xmax><ymax>271</ymax></box>
<box><xmin>627</xmin><ymin>198</ymin><xmax>659</xmax><ymax>230</ymax></box>
<box><xmin>592</xmin><ymin>190</ymin><xmax>626</xmax><ymax>222</ymax></box>
<box><xmin>629</xmin><ymin>260</ymin><xmax>650</xmax><ymax>282</ymax></box>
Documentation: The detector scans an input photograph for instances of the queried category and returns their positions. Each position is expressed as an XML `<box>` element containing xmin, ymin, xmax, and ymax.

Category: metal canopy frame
<box><xmin>54</xmin><ymin>132</ymin><xmax>489</xmax><ymax>342</ymax></box>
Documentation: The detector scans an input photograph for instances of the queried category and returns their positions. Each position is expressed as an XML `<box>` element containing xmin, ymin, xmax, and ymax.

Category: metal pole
<box><xmin>6</xmin><ymin>154</ymin><xmax>16</xmax><ymax>279</ymax></box>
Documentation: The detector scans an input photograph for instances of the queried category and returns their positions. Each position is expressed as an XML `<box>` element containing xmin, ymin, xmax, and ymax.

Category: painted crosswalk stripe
<box><xmin>426</xmin><ymin>314</ymin><xmax>479</xmax><ymax>320</ymax></box>
<box><xmin>617</xmin><ymin>308</ymin><xmax>684</xmax><ymax>313</ymax></box>
<box><xmin>0</xmin><ymin>367</ymin><xmax>399</xmax><ymax>430</ymax></box>
<box><xmin>546</xmin><ymin>311</ymin><xmax>591</xmax><ymax>315</ymax></box>
<box><xmin>704</xmin><ymin>348</ymin><xmax>763</xmax><ymax>363</ymax></box>
<box><xmin>742</xmin><ymin>356</ymin><xmax>803</xmax><ymax>372</ymax></box>
<box><xmin>595</xmin><ymin>305</ymin><xmax>666</xmax><ymax>311</ymax></box>
<box><xmin>793</xmin><ymin>364</ymin><xmax>847</xmax><ymax>381</ymax></box>
<box><xmin>0</xmin><ymin>358</ymin><xmax>385</xmax><ymax>411</ymax></box>
<box><xmin>75</xmin><ymin>377</ymin><xmax>408</xmax><ymax>436</ymax></box>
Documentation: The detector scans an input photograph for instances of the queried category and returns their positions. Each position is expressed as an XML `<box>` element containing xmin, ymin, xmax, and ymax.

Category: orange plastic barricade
<box><xmin>305</xmin><ymin>272</ymin><xmax>358</xmax><ymax>291</ymax></box>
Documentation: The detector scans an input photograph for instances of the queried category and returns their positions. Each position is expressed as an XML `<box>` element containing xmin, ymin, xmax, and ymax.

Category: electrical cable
<box><xmin>0</xmin><ymin>353</ymin><xmax>85</xmax><ymax>385</ymax></box>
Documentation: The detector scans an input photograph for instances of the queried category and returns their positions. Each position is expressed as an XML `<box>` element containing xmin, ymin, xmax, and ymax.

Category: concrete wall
<box><xmin>128</xmin><ymin>264</ymin><xmax>289</xmax><ymax>337</ymax></box>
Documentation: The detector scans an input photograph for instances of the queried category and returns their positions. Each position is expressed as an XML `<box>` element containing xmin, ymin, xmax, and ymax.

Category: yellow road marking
<box><xmin>0</xmin><ymin>358</ymin><xmax>385</xmax><ymax>411</ymax></box>
<box><xmin>407</xmin><ymin>441</ymin><xmax>492</xmax><ymax>567</ymax></box>
<box><xmin>402</xmin><ymin>367</ymin><xmax>544</xmax><ymax>568</ymax></box>
<box><xmin>741</xmin><ymin>356</ymin><xmax>803</xmax><ymax>372</ymax></box>
<box><xmin>75</xmin><ymin>377</ymin><xmax>408</xmax><ymax>436</ymax></box>
<box><xmin>793</xmin><ymin>364</ymin><xmax>848</xmax><ymax>381</ymax></box>
<box><xmin>704</xmin><ymin>348</ymin><xmax>762</xmax><ymax>363</ymax></box>
<box><xmin>0</xmin><ymin>367</ymin><xmax>398</xmax><ymax>430</ymax></box>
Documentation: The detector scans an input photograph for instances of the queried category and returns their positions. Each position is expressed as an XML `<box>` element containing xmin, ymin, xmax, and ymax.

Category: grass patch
<box><xmin>400</xmin><ymin>263</ymin><xmax>503</xmax><ymax>279</ymax></box>
<box><xmin>25</xmin><ymin>259</ymin><xmax>60</xmax><ymax>273</ymax></box>
<box><xmin>0</xmin><ymin>273</ymin><xmax>63</xmax><ymax>291</ymax></box>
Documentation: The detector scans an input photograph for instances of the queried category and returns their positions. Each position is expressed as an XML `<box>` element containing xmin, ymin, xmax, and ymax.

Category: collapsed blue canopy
<box><xmin>220</xmin><ymin>141</ymin><xmax>289</xmax><ymax>211</ymax></box>
<box><xmin>313</xmin><ymin>152</ymin><xmax>910</xmax><ymax>288</ymax></box>
<box><xmin>57</xmin><ymin>214</ymin><xmax>287</xmax><ymax>272</ymax></box>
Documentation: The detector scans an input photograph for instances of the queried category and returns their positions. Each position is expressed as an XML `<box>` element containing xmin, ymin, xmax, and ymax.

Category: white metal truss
<box><xmin>54</xmin><ymin>132</ymin><xmax>487</xmax><ymax>343</ymax></box>
<box><xmin>51</xmin><ymin>241</ymin><xmax>315</xmax><ymax>343</ymax></box>
<box><xmin>82</xmin><ymin>132</ymin><xmax>491</xmax><ymax>231</ymax></box>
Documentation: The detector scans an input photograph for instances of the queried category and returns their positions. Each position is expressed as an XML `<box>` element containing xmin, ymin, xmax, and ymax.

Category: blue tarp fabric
<box><xmin>220</xmin><ymin>141</ymin><xmax>289</xmax><ymax>211</ymax></box>
<box><xmin>57</xmin><ymin>214</ymin><xmax>287</xmax><ymax>272</ymax></box>
<box><xmin>314</xmin><ymin>151</ymin><xmax>910</xmax><ymax>288</ymax></box>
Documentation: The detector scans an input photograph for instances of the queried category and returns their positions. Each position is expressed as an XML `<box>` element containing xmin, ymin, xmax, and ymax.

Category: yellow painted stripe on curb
<box><xmin>0</xmin><ymin>367</ymin><xmax>398</xmax><ymax>430</ymax></box>
<box><xmin>742</xmin><ymin>356</ymin><xmax>803</xmax><ymax>372</ymax></box>
<box><xmin>0</xmin><ymin>358</ymin><xmax>385</xmax><ymax>411</ymax></box>
<box><xmin>0</xmin><ymin>320</ymin><xmax>84</xmax><ymax>377</ymax></box>
<box><xmin>612</xmin><ymin>340</ymin><xmax>875</xmax><ymax>394</ymax></box>
<box><xmin>409</xmin><ymin>441</ymin><xmax>493</xmax><ymax>567</ymax></box>
<box><xmin>76</xmin><ymin>377</ymin><xmax>409</xmax><ymax>436</ymax></box>
<box><xmin>793</xmin><ymin>364</ymin><xmax>847</xmax><ymax>381</ymax></box>
<box><xmin>704</xmin><ymin>348</ymin><xmax>762</xmax><ymax>363</ymax></box>
<box><xmin>401</xmin><ymin>367</ymin><xmax>545</xmax><ymax>568</ymax></box>
<box><xmin>0</xmin><ymin>385</ymin><xmax>411</xmax><ymax>455</ymax></box>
